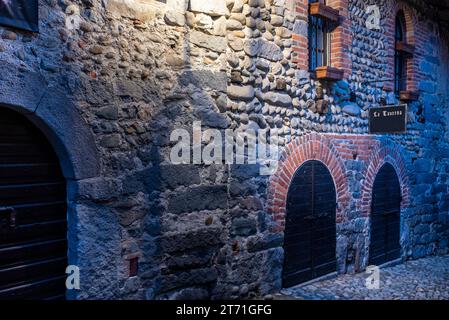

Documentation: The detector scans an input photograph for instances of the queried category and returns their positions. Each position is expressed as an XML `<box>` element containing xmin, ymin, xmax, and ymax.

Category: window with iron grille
<box><xmin>308</xmin><ymin>1</ymin><xmax>331</xmax><ymax>72</ymax></box>
<box><xmin>394</xmin><ymin>12</ymin><xmax>407</xmax><ymax>95</ymax></box>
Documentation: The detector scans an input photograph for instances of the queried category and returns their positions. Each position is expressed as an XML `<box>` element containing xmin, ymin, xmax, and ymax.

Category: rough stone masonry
<box><xmin>0</xmin><ymin>0</ymin><xmax>448</xmax><ymax>299</ymax></box>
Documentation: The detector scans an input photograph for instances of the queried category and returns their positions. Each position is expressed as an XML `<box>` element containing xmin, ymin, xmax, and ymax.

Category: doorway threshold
<box><xmin>281</xmin><ymin>271</ymin><xmax>338</xmax><ymax>294</ymax></box>
<box><xmin>376</xmin><ymin>258</ymin><xmax>403</xmax><ymax>269</ymax></box>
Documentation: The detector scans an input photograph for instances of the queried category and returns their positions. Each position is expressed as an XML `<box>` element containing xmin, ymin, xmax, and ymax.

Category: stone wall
<box><xmin>0</xmin><ymin>0</ymin><xmax>448</xmax><ymax>300</ymax></box>
<box><xmin>1</xmin><ymin>0</ymin><xmax>230</xmax><ymax>300</ymax></box>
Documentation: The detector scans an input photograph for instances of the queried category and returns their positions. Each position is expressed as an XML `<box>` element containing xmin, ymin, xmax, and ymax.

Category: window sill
<box><xmin>315</xmin><ymin>66</ymin><xmax>344</xmax><ymax>81</ymax></box>
<box><xmin>399</xmin><ymin>90</ymin><xmax>419</xmax><ymax>101</ymax></box>
<box><xmin>309</xmin><ymin>3</ymin><xmax>340</xmax><ymax>23</ymax></box>
<box><xmin>396</xmin><ymin>41</ymin><xmax>415</xmax><ymax>56</ymax></box>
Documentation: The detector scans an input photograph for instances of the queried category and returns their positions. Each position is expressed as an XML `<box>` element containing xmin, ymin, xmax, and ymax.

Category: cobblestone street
<box><xmin>279</xmin><ymin>255</ymin><xmax>449</xmax><ymax>300</ymax></box>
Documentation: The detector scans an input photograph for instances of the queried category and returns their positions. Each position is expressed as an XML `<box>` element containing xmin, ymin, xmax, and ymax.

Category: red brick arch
<box><xmin>267</xmin><ymin>134</ymin><xmax>351</xmax><ymax>231</ymax></box>
<box><xmin>395</xmin><ymin>2</ymin><xmax>417</xmax><ymax>46</ymax></box>
<box><xmin>360</xmin><ymin>141</ymin><xmax>410</xmax><ymax>217</ymax></box>
<box><xmin>384</xmin><ymin>1</ymin><xmax>419</xmax><ymax>92</ymax></box>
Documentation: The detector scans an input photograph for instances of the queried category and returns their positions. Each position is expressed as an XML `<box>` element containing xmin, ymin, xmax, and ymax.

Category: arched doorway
<box><xmin>0</xmin><ymin>107</ymin><xmax>67</xmax><ymax>300</ymax></box>
<box><xmin>369</xmin><ymin>163</ymin><xmax>401</xmax><ymax>266</ymax></box>
<box><xmin>282</xmin><ymin>160</ymin><xmax>337</xmax><ymax>288</ymax></box>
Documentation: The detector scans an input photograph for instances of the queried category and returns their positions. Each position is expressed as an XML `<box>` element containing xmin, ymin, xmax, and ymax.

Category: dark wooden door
<box><xmin>282</xmin><ymin>161</ymin><xmax>337</xmax><ymax>288</ymax></box>
<box><xmin>369</xmin><ymin>163</ymin><xmax>401</xmax><ymax>266</ymax></box>
<box><xmin>0</xmin><ymin>108</ymin><xmax>67</xmax><ymax>300</ymax></box>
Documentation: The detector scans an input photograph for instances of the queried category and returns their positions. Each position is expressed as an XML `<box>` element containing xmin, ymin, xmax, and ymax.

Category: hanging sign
<box><xmin>369</xmin><ymin>104</ymin><xmax>407</xmax><ymax>134</ymax></box>
<box><xmin>0</xmin><ymin>0</ymin><xmax>38</xmax><ymax>32</ymax></box>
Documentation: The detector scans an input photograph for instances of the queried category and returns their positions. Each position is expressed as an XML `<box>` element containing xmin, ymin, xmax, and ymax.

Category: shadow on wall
<box><xmin>106</xmin><ymin>9</ymin><xmax>232</xmax><ymax>299</ymax></box>
<box><xmin>132</xmin><ymin>3</ymin><xmax>282</xmax><ymax>299</ymax></box>
<box><xmin>0</xmin><ymin>0</ymin><xmax>278</xmax><ymax>302</ymax></box>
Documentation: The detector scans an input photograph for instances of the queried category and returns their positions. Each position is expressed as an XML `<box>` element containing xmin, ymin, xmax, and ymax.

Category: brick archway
<box><xmin>360</xmin><ymin>140</ymin><xmax>410</xmax><ymax>217</ymax></box>
<box><xmin>267</xmin><ymin>134</ymin><xmax>351</xmax><ymax>231</ymax></box>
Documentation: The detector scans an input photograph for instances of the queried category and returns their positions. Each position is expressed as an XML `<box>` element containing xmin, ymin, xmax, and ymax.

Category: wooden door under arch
<box><xmin>0</xmin><ymin>107</ymin><xmax>68</xmax><ymax>300</ymax></box>
<box><xmin>282</xmin><ymin>160</ymin><xmax>337</xmax><ymax>288</ymax></box>
<box><xmin>369</xmin><ymin>163</ymin><xmax>401</xmax><ymax>266</ymax></box>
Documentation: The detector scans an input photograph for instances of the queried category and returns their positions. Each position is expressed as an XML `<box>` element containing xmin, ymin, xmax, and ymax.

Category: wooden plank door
<box><xmin>0</xmin><ymin>108</ymin><xmax>67</xmax><ymax>300</ymax></box>
<box><xmin>283</xmin><ymin>161</ymin><xmax>337</xmax><ymax>288</ymax></box>
<box><xmin>369</xmin><ymin>163</ymin><xmax>401</xmax><ymax>266</ymax></box>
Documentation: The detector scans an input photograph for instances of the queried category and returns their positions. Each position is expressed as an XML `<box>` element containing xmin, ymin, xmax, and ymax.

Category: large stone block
<box><xmin>293</xmin><ymin>20</ymin><xmax>308</xmax><ymax>37</ymax></box>
<box><xmin>114</xmin><ymin>79</ymin><xmax>143</xmax><ymax>100</ymax></box>
<box><xmin>189</xmin><ymin>30</ymin><xmax>227</xmax><ymax>53</ymax></box>
<box><xmin>194</xmin><ymin>105</ymin><xmax>230</xmax><ymax>129</ymax></box>
<box><xmin>159</xmin><ymin>267</ymin><xmax>218</xmax><ymax>292</ymax></box>
<box><xmin>229</xmin><ymin>180</ymin><xmax>258</xmax><ymax>197</ymax></box>
<box><xmin>341</xmin><ymin>102</ymin><xmax>361</xmax><ymax>116</ymax></box>
<box><xmin>246</xmin><ymin>233</ymin><xmax>283</xmax><ymax>253</ymax></box>
<box><xmin>262</xmin><ymin>92</ymin><xmax>292</xmax><ymax>107</ymax></box>
<box><xmin>164</xmin><ymin>10</ymin><xmax>186</xmax><ymax>26</ymax></box>
<box><xmin>122</xmin><ymin>165</ymin><xmax>201</xmax><ymax>194</ymax></box>
<box><xmin>227</xmin><ymin>85</ymin><xmax>255</xmax><ymax>101</ymax></box>
<box><xmin>107</xmin><ymin>0</ymin><xmax>161</xmax><ymax>21</ymax></box>
<box><xmin>231</xmin><ymin>217</ymin><xmax>257</xmax><ymax>236</ymax></box>
<box><xmin>69</xmin><ymin>177</ymin><xmax>123</xmax><ymax>201</ymax></box>
<box><xmin>160</xmin><ymin>227</ymin><xmax>224</xmax><ymax>253</ymax></box>
<box><xmin>167</xmin><ymin>185</ymin><xmax>228</xmax><ymax>213</ymax></box>
<box><xmin>165</xmin><ymin>249</ymin><xmax>214</xmax><ymax>270</ymax></box>
<box><xmin>257</xmin><ymin>247</ymin><xmax>283</xmax><ymax>294</ymax></box>
<box><xmin>243</xmin><ymin>39</ymin><xmax>283</xmax><ymax>61</ymax></box>
<box><xmin>230</xmin><ymin>164</ymin><xmax>261</xmax><ymax>180</ymax></box>
<box><xmin>178</xmin><ymin>70</ymin><xmax>227</xmax><ymax>91</ymax></box>
<box><xmin>190</xmin><ymin>0</ymin><xmax>227</xmax><ymax>16</ymax></box>
<box><xmin>69</xmin><ymin>204</ymin><xmax>122</xmax><ymax>299</ymax></box>
<box><xmin>240</xmin><ymin>197</ymin><xmax>263</xmax><ymax>210</ymax></box>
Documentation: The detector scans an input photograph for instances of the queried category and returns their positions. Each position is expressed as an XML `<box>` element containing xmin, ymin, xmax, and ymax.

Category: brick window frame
<box><xmin>292</xmin><ymin>0</ymin><xmax>352</xmax><ymax>79</ymax></box>
<box><xmin>384</xmin><ymin>3</ymin><xmax>419</xmax><ymax>99</ymax></box>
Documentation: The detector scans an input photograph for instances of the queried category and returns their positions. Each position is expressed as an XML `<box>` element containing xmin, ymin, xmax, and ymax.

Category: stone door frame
<box><xmin>0</xmin><ymin>64</ymin><xmax>101</xmax><ymax>299</ymax></box>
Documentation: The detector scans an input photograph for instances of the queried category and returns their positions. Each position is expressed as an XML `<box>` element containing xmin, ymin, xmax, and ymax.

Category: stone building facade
<box><xmin>0</xmin><ymin>0</ymin><xmax>448</xmax><ymax>299</ymax></box>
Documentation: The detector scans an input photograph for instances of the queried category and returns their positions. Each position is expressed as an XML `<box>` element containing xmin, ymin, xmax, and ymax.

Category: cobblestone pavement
<box><xmin>278</xmin><ymin>255</ymin><xmax>449</xmax><ymax>300</ymax></box>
